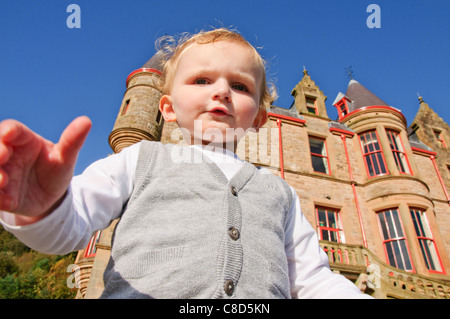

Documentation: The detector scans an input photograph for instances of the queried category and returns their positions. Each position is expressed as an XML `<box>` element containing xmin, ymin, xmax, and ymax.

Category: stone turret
<box><xmin>108</xmin><ymin>51</ymin><xmax>165</xmax><ymax>153</ymax></box>
<box><xmin>290</xmin><ymin>68</ymin><xmax>328</xmax><ymax>119</ymax></box>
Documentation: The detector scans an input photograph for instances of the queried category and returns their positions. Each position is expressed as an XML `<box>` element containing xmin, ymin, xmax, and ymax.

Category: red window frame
<box><xmin>334</xmin><ymin>98</ymin><xmax>350</xmax><ymax>120</ymax></box>
<box><xmin>386</xmin><ymin>129</ymin><xmax>412</xmax><ymax>174</ymax></box>
<box><xmin>308</xmin><ymin>136</ymin><xmax>331</xmax><ymax>175</ymax></box>
<box><xmin>410</xmin><ymin>208</ymin><xmax>445</xmax><ymax>274</ymax></box>
<box><xmin>377</xmin><ymin>209</ymin><xmax>414</xmax><ymax>272</ymax></box>
<box><xmin>85</xmin><ymin>230</ymin><xmax>101</xmax><ymax>258</ymax></box>
<box><xmin>359</xmin><ymin>130</ymin><xmax>388</xmax><ymax>178</ymax></box>
<box><xmin>316</xmin><ymin>207</ymin><xmax>344</xmax><ymax>243</ymax></box>
<box><xmin>305</xmin><ymin>96</ymin><xmax>318</xmax><ymax>115</ymax></box>
<box><xmin>316</xmin><ymin>207</ymin><xmax>348</xmax><ymax>264</ymax></box>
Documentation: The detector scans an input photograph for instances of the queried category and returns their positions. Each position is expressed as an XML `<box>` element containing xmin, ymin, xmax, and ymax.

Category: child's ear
<box><xmin>159</xmin><ymin>95</ymin><xmax>177</xmax><ymax>122</ymax></box>
<box><xmin>252</xmin><ymin>107</ymin><xmax>268</xmax><ymax>132</ymax></box>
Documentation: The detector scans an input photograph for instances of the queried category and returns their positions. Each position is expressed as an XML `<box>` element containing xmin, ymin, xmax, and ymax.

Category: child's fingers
<box><xmin>0</xmin><ymin>119</ymin><xmax>38</xmax><ymax>147</ymax></box>
<box><xmin>0</xmin><ymin>167</ymin><xmax>8</xmax><ymax>189</ymax></box>
<box><xmin>0</xmin><ymin>141</ymin><xmax>13</xmax><ymax>166</ymax></box>
<box><xmin>54</xmin><ymin>116</ymin><xmax>92</xmax><ymax>164</ymax></box>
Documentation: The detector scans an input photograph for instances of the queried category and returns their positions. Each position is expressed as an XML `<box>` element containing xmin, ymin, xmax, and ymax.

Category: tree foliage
<box><xmin>0</xmin><ymin>227</ymin><xmax>78</xmax><ymax>299</ymax></box>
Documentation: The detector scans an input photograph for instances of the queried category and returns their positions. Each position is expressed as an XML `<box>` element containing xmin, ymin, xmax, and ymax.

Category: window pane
<box><xmin>371</xmin><ymin>154</ymin><xmax>381</xmax><ymax>175</ymax></box>
<box><xmin>385</xmin><ymin>210</ymin><xmax>397</xmax><ymax>238</ymax></box>
<box><xmin>328</xmin><ymin>211</ymin><xmax>336</xmax><ymax>228</ymax></box>
<box><xmin>378</xmin><ymin>213</ymin><xmax>389</xmax><ymax>239</ymax></box>
<box><xmin>393</xmin><ymin>240</ymin><xmax>405</xmax><ymax>270</ymax></box>
<box><xmin>318</xmin><ymin>209</ymin><xmax>326</xmax><ymax>226</ymax></box>
<box><xmin>410</xmin><ymin>210</ymin><xmax>422</xmax><ymax>237</ymax></box>
<box><xmin>365</xmin><ymin>156</ymin><xmax>374</xmax><ymax>176</ymax></box>
<box><xmin>322</xmin><ymin>229</ymin><xmax>329</xmax><ymax>241</ymax></box>
<box><xmin>392</xmin><ymin>210</ymin><xmax>404</xmax><ymax>237</ymax></box>
<box><xmin>397</xmin><ymin>153</ymin><xmax>406</xmax><ymax>172</ymax></box>
<box><xmin>306</xmin><ymin>98</ymin><xmax>315</xmax><ymax>106</ymax></box>
<box><xmin>400</xmin><ymin>240</ymin><xmax>412</xmax><ymax>270</ymax></box>
<box><xmin>330</xmin><ymin>231</ymin><xmax>337</xmax><ymax>242</ymax></box>
<box><xmin>385</xmin><ymin>242</ymin><xmax>396</xmax><ymax>266</ymax></box>
<box><xmin>312</xmin><ymin>155</ymin><xmax>328</xmax><ymax>173</ymax></box>
<box><xmin>376</xmin><ymin>153</ymin><xmax>387</xmax><ymax>174</ymax></box>
<box><xmin>310</xmin><ymin>138</ymin><xmax>323</xmax><ymax>154</ymax></box>
<box><xmin>419</xmin><ymin>240</ymin><xmax>434</xmax><ymax>270</ymax></box>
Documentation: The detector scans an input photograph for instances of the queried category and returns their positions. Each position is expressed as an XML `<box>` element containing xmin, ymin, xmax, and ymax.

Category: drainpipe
<box><xmin>430</xmin><ymin>155</ymin><xmax>450</xmax><ymax>206</ymax></box>
<box><xmin>276</xmin><ymin>118</ymin><xmax>285</xmax><ymax>179</ymax></box>
<box><xmin>341</xmin><ymin>134</ymin><xmax>368</xmax><ymax>248</ymax></box>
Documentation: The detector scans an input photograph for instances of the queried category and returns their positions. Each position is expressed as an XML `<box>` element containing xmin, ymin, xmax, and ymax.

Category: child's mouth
<box><xmin>208</xmin><ymin>109</ymin><xmax>229</xmax><ymax>116</ymax></box>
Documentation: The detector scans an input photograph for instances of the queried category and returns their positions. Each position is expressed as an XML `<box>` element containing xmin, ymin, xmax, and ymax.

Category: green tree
<box><xmin>0</xmin><ymin>253</ymin><xmax>18</xmax><ymax>278</ymax></box>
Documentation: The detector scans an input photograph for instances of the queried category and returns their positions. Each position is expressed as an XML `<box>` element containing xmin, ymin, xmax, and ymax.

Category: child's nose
<box><xmin>211</xmin><ymin>81</ymin><xmax>231</xmax><ymax>103</ymax></box>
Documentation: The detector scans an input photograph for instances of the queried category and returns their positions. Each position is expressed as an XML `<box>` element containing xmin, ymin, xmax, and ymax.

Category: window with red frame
<box><xmin>85</xmin><ymin>230</ymin><xmax>101</xmax><ymax>258</ymax></box>
<box><xmin>305</xmin><ymin>97</ymin><xmax>318</xmax><ymax>115</ymax></box>
<box><xmin>309</xmin><ymin>136</ymin><xmax>330</xmax><ymax>174</ymax></box>
<box><xmin>359</xmin><ymin>130</ymin><xmax>388</xmax><ymax>177</ymax></box>
<box><xmin>386</xmin><ymin>130</ymin><xmax>412</xmax><ymax>174</ymax></box>
<box><xmin>377</xmin><ymin>209</ymin><xmax>413</xmax><ymax>271</ymax></box>
<box><xmin>316</xmin><ymin>207</ymin><xmax>347</xmax><ymax>264</ymax></box>
<box><xmin>335</xmin><ymin>100</ymin><xmax>349</xmax><ymax>120</ymax></box>
<box><xmin>316</xmin><ymin>207</ymin><xmax>344</xmax><ymax>242</ymax></box>
<box><xmin>433</xmin><ymin>130</ymin><xmax>446</xmax><ymax>148</ymax></box>
<box><xmin>410</xmin><ymin>208</ymin><xmax>444</xmax><ymax>273</ymax></box>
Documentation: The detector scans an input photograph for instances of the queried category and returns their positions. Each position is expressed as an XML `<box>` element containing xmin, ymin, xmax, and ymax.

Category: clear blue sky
<box><xmin>1</xmin><ymin>0</ymin><xmax>449</xmax><ymax>175</ymax></box>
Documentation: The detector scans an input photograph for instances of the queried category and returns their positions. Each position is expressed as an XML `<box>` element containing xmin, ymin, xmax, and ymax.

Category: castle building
<box><xmin>74</xmin><ymin>52</ymin><xmax>450</xmax><ymax>299</ymax></box>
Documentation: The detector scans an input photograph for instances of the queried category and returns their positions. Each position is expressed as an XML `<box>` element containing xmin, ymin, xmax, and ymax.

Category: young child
<box><xmin>0</xmin><ymin>28</ymin><xmax>371</xmax><ymax>299</ymax></box>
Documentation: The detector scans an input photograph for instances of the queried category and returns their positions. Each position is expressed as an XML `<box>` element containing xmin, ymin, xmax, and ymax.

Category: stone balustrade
<box><xmin>319</xmin><ymin>240</ymin><xmax>450</xmax><ymax>299</ymax></box>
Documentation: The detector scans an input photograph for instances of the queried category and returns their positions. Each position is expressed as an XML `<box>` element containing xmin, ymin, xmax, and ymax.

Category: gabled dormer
<box><xmin>332</xmin><ymin>92</ymin><xmax>351</xmax><ymax>121</ymax></box>
<box><xmin>290</xmin><ymin>68</ymin><xmax>328</xmax><ymax>119</ymax></box>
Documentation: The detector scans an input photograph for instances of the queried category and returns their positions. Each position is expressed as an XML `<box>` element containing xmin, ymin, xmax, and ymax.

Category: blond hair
<box><xmin>156</xmin><ymin>28</ymin><xmax>276</xmax><ymax>110</ymax></box>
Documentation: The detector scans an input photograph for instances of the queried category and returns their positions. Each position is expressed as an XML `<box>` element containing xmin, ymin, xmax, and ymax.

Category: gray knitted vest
<box><xmin>101</xmin><ymin>141</ymin><xmax>293</xmax><ymax>298</ymax></box>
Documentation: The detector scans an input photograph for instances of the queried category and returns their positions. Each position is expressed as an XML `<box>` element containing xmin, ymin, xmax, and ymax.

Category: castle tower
<box><xmin>290</xmin><ymin>68</ymin><xmax>328</xmax><ymax>119</ymax></box>
<box><xmin>108</xmin><ymin>51</ymin><xmax>165</xmax><ymax>153</ymax></box>
<box><xmin>74</xmin><ymin>51</ymin><xmax>166</xmax><ymax>298</ymax></box>
<box><xmin>332</xmin><ymin>80</ymin><xmax>449</xmax><ymax>278</ymax></box>
<box><xmin>410</xmin><ymin>96</ymin><xmax>450</xmax><ymax>191</ymax></box>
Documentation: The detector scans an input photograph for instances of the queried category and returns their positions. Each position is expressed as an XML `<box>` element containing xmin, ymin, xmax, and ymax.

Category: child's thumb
<box><xmin>56</xmin><ymin>116</ymin><xmax>92</xmax><ymax>165</ymax></box>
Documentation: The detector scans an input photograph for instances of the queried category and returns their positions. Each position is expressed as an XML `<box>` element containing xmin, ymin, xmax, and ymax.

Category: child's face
<box><xmin>160</xmin><ymin>40</ymin><xmax>267</xmax><ymax>147</ymax></box>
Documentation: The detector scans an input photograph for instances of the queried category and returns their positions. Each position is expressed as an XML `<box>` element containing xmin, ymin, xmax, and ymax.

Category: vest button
<box><xmin>230</xmin><ymin>186</ymin><xmax>238</xmax><ymax>196</ymax></box>
<box><xmin>228</xmin><ymin>227</ymin><xmax>240</xmax><ymax>240</ymax></box>
<box><xmin>224</xmin><ymin>280</ymin><xmax>235</xmax><ymax>296</ymax></box>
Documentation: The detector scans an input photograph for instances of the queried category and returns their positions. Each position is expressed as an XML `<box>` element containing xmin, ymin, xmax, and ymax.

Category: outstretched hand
<box><xmin>0</xmin><ymin>116</ymin><xmax>91</xmax><ymax>223</ymax></box>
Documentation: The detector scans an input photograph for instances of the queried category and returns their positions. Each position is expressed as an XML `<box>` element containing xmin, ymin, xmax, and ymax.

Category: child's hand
<box><xmin>0</xmin><ymin>116</ymin><xmax>91</xmax><ymax>224</ymax></box>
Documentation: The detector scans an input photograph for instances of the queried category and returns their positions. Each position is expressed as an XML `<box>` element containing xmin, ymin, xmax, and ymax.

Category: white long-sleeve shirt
<box><xmin>0</xmin><ymin>142</ymin><xmax>372</xmax><ymax>299</ymax></box>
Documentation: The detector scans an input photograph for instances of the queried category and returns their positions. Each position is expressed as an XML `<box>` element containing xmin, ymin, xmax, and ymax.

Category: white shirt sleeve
<box><xmin>0</xmin><ymin>142</ymin><xmax>140</xmax><ymax>255</ymax></box>
<box><xmin>285</xmin><ymin>187</ymin><xmax>372</xmax><ymax>299</ymax></box>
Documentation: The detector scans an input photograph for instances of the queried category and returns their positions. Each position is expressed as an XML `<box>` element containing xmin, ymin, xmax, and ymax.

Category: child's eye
<box><xmin>195</xmin><ymin>78</ymin><xmax>209</xmax><ymax>85</ymax></box>
<box><xmin>233</xmin><ymin>84</ymin><xmax>249</xmax><ymax>92</ymax></box>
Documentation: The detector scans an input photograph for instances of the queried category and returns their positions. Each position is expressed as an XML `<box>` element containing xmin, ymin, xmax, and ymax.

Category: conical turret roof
<box><xmin>142</xmin><ymin>50</ymin><xmax>165</xmax><ymax>72</ymax></box>
<box><xmin>345</xmin><ymin>79</ymin><xmax>389</xmax><ymax>112</ymax></box>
